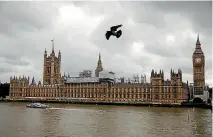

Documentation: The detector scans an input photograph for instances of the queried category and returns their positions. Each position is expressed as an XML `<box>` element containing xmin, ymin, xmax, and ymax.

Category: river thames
<box><xmin>0</xmin><ymin>102</ymin><xmax>212</xmax><ymax>137</ymax></box>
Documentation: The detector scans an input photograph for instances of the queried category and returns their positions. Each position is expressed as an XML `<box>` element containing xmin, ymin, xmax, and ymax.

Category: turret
<box><xmin>58</xmin><ymin>50</ymin><xmax>61</xmax><ymax>61</ymax></box>
<box><xmin>159</xmin><ymin>69</ymin><xmax>164</xmax><ymax>78</ymax></box>
<box><xmin>31</xmin><ymin>77</ymin><xmax>35</xmax><ymax>85</ymax></box>
<box><xmin>162</xmin><ymin>70</ymin><xmax>164</xmax><ymax>78</ymax></box>
<box><xmin>51</xmin><ymin>39</ymin><xmax>55</xmax><ymax>56</ymax></box>
<box><xmin>151</xmin><ymin>69</ymin><xmax>154</xmax><ymax>77</ymax></box>
<box><xmin>44</xmin><ymin>48</ymin><xmax>47</xmax><ymax>58</ymax></box>
<box><xmin>170</xmin><ymin>68</ymin><xmax>174</xmax><ymax>77</ymax></box>
<box><xmin>178</xmin><ymin>68</ymin><xmax>182</xmax><ymax>81</ymax></box>
<box><xmin>150</xmin><ymin>69</ymin><xmax>164</xmax><ymax>85</ymax></box>
<box><xmin>170</xmin><ymin>69</ymin><xmax>182</xmax><ymax>85</ymax></box>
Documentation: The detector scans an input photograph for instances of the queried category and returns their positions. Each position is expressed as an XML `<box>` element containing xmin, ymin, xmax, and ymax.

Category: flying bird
<box><xmin>105</xmin><ymin>24</ymin><xmax>123</xmax><ymax>40</ymax></box>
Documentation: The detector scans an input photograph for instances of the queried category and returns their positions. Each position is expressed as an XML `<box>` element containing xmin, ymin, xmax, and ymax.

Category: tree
<box><xmin>0</xmin><ymin>83</ymin><xmax>10</xmax><ymax>99</ymax></box>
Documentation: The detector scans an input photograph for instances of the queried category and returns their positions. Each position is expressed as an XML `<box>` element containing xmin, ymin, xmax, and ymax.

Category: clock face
<box><xmin>195</xmin><ymin>58</ymin><xmax>201</xmax><ymax>63</ymax></box>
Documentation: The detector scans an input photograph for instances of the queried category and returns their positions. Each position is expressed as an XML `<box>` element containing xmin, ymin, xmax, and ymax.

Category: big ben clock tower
<box><xmin>192</xmin><ymin>35</ymin><xmax>205</xmax><ymax>96</ymax></box>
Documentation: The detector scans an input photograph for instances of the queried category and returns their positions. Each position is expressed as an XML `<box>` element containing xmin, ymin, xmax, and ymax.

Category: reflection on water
<box><xmin>0</xmin><ymin>102</ymin><xmax>211</xmax><ymax>137</ymax></box>
<box><xmin>40</xmin><ymin>109</ymin><xmax>61</xmax><ymax>137</ymax></box>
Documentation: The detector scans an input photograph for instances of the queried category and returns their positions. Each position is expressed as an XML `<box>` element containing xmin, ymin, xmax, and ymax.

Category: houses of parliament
<box><xmin>9</xmin><ymin>36</ymin><xmax>206</xmax><ymax>105</ymax></box>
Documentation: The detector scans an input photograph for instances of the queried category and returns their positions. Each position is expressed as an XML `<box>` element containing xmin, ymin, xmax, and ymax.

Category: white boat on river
<box><xmin>26</xmin><ymin>102</ymin><xmax>50</xmax><ymax>109</ymax></box>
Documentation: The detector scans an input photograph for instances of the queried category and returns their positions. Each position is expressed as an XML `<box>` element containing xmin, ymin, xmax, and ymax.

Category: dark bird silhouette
<box><xmin>105</xmin><ymin>24</ymin><xmax>122</xmax><ymax>40</ymax></box>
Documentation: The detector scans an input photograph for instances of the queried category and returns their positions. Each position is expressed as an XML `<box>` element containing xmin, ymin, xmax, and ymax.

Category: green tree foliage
<box><xmin>0</xmin><ymin>83</ymin><xmax>10</xmax><ymax>99</ymax></box>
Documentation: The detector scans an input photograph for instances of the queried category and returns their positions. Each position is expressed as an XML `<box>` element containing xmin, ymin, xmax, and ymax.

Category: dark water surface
<box><xmin>0</xmin><ymin>102</ymin><xmax>212</xmax><ymax>137</ymax></box>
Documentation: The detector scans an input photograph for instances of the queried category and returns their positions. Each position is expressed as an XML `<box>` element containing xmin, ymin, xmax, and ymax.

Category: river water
<box><xmin>0</xmin><ymin>102</ymin><xmax>212</xmax><ymax>137</ymax></box>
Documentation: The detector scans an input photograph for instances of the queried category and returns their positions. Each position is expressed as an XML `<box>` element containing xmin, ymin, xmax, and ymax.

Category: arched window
<box><xmin>46</xmin><ymin>67</ymin><xmax>48</xmax><ymax>73</ymax></box>
<box><xmin>54</xmin><ymin>66</ymin><xmax>56</xmax><ymax>73</ymax></box>
<box><xmin>47</xmin><ymin>67</ymin><xmax>50</xmax><ymax>73</ymax></box>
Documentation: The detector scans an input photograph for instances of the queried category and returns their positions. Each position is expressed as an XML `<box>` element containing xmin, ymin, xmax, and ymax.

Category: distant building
<box><xmin>150</xmin><ymin>69</ymin><xmax>189</xmax><ymax>103</ymax></box>
<box><xmin>141</xmin><ymin>74</ymin><xmax>146</xmax><ymax>83</ymax></box>
<box><xmin>99</xmin><ymin>70</ymin><xmax>115</xmax><ymax>83</ymax></box>
<box><xmin>133</xmin><ymin>74</ymin><xmax>140</xmax><ymax>83</ymax></box>
<box><xmin>79</xmin><ymin>70</ymin><xmax>92</xmax><ymax>78</ymax></box>
<box><xmin>182</xmin><ymin>81</ymin><xmax>190</xmax><ymax>102</ymax></box>
<box><xmin>114</xmin><ymin>77</ymin><xmax>124</xmax><ymax>83</ymax></box>
<box><xmin>66</xmin><ymin>77</ymin><xmax>99</xmax><ymax>83</ymax></box>
<box><xmin>120</xmin><ymin>77</ymin><xmax>125</xmax><ymax>83</ymax></box>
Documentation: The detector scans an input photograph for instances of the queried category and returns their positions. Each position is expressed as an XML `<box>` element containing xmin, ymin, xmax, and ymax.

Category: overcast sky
<box><xmin>0</xmin><ymin>1</ymin><xmax>212</xmax><ymax>86</ymax></box>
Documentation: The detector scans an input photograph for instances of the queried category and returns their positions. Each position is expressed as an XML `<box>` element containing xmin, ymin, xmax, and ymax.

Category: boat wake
<box><xmin>47</xmin><ymin>107</ymin><xmax>81</xmax><ymax>111</ymax></box>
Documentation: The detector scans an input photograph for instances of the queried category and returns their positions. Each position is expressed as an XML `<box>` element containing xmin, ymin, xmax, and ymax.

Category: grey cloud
<box><xmin>0</xmin><ymin>66</ymin><xmax>16</xmax><ymax>74</ymax></box>
<box><xmin>0</xmin><ymin>52</ymin><xmax>19</xmax><ymax>61</ymax></box>
<box><xmin>134</xmin><ymin>56</ymin><xmax>192</xmax><ymax>74</ymax></box>
<box><xmin>0</xmin><ymin>34</ymin><xmax>46</xmax><ymax>64</ymax></box>
<box><xmin>0</xmin><ymin>55</ymin><xmax>29</xmax><ymax>75</ymax></box>
<box><xmin>0</xmin><ymin>2</ymin><xmax>61</xmax><ymax>36</ymax></box>
<box><xmin>205</xmin><ymin>57</ymin><xmax>212</xmax><ymax>72</ymax></box>
<box><xmin>0</xmin><ymin>2</ymin><xmax>62</xmax><ymax>81</ymax></box>
<box><xmin>4</xmin><ymin>58</ymin><xmax>30</xmax><ymax>66</ymax></box>
<box><xmin>0</xmin><ymin>2</ymin><xmax>211</xmax><ymax>86</ymax></box>
<box><xmin>149</xmin><ymin>1</ymin><xmax>212</xmax><ymax>36</ymax></box>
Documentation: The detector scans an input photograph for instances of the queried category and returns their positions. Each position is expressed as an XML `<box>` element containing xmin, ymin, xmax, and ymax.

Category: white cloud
<box><xmin>166</xmin><ymin>34</ymin><xmax>175</xmax><ymax>44</ymax></box>
<box><xmin>131</xmin><ymin>42</ymin><xmax>144</xmax><ymax>57</ymax></box>
<box><xmin>56</xmin><ymin>4</ymin><xmax>105</xmax><ymax>36</ymax></box>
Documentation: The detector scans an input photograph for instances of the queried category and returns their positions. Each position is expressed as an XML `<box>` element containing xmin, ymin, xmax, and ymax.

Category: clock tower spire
<box><xmin>192</xmin><ymin>34</ymin><xmax>205</xmax><ymax>96</ymax></box>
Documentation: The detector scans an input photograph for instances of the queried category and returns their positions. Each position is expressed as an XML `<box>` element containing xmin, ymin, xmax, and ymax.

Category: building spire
<box><xmin>58</xmin><ymin>50</ymin><xmax>61</xmax><ymax>60</ymax></box>
<box><xmin>193</xmin><ymin>33</ymin><xmax>203</xmax><ymax>54</ymax></box>
<box><xmin>31</xmin><ymin>77</ymin><xmax>35</xmax><ymax>85</ymax></box>
<box><xmin>99</xmin><ymin>52</ymin><xmax>101</xmax><ymax>61</ymax></box>
<box><xmin>196</xmin><ymin>34</ymin><xmax>200</xmax><ymax>45</ymax></box>
<box><xmin>98</xmin><ymin>53</ymin><xmax>102</xmax><ymax>67</ymax></box>
<box><xmin>44</xmin><ymin>48</ymin><xmax>47</xmax><ymax>58</ymax></box>
<box><xmin>95</xmin><ymin>52</ymin><xmax>103</xmax><ymax>77</ymax></box>
<box><xmin>51</xmin><ymin>38</ymin><xmax>55</xmax><ymax>54</ymax></box>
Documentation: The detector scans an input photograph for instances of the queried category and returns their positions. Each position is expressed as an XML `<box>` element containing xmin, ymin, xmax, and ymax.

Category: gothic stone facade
<box><xmin>9</xmin><ymin>71</ymin><xmax>187</xmax><ymax>104</ymax></box>
<box><xmin>43</xmin><ymin>40</ymin><xmax>62</xmax><ymax>85</ymax></box>
<box><xmin>9</xmin><ymin>40</ymin><xmax>190</xmax><ymax>105</ymax></box>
